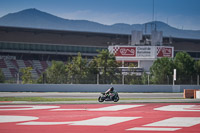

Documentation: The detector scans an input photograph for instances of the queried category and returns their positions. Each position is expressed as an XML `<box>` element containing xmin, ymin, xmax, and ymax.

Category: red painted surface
<box><xmin>157</xmin><ymin>47</ymin><xmax>173</xmax><ymax>57</ymax></box>
<box><xmin>114</xmin><ymin>47</ymin><xmax>136</xmax><ymax>57</ymax></box>
<box><xmin>0</xmin><ymin>103</ymin><xmax>200</xmax><ymax>133</ymax></box>
<box><xmin>0</xmin><ymin>101</ymin><xmax>12</xmax><ymax>103</ymax></box>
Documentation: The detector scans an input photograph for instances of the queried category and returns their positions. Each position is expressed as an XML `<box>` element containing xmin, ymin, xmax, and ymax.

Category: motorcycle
<box><xmin>98</xmin><ymin>91</ymin><xmax>119</xmax><ymax>102</ymax></box>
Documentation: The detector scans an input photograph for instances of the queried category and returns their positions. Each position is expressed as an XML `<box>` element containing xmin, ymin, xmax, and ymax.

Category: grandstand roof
<box><xmin>0</xmin><ymin>25</ymin><xmax>200</xmax><ymax>52</ymax></box>
<box><xmin>0</xmin><ymin>26</ymin><xmax>128</xmax><ymax>47</ymax></box>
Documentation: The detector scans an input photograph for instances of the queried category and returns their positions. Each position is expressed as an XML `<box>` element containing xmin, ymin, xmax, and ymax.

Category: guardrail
<box><xmin>0</xmin><ymin>84</ymin><xmax>200</xmax><ymax>93</ymax></box>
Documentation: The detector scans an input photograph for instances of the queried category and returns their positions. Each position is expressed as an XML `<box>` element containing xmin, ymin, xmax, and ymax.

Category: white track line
<box><xmin>0</xmin><ymin>105</ymin><xmax>59</xmax><ymax>111</ymax></box>
<box><xmin>18</xmin><ymin>116</ymin><xmax>141</xmax><ymax>126</ymax></box>
<box><xmin>127</xmin><ymin>127</ymin><xmax>181</xmax><ymax>131</ymax></box>
<box><xmin>0</xmin><ymin>115</ymin><xmax>38</xmax><ymax>123</ymax></box>
<box><xmin>52</xmin><ymin>105</ymin><xmax>144</xmax><ymax>111</ymax></box>
<box><xmin>70</xmin><ymin>116</ymin><xmax>141</xmax><ymax>126</ymax></box>
<box><xmin>18</xmin><ymin>121</ymin><xmax>73</xmax><ymax>125</ymax></box>
<box><xmin>89</xmin><ymin>105</ymin><xmax>144</xmax><ymax>111</ymax></box>
<box><xmin>144</xmin><ymin>117</ymin><xmax>200</xmax><ymax>127</ymax></box>
<box><xmin>154</xmin><ymin>105</ymin><xmax>200</xmax><ymax>112</ymax></box>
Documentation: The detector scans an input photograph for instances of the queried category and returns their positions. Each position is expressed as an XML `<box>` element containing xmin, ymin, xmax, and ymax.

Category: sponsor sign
<box><xmin>109</xmin><ymin>46</ymin><xmax>154</xmax><ymax>59</ymax></box>
<box><xmin>157</xmin><ymin>46</ymin><xmax>173</xmax><ymax>57</ymax></box>
<box><xmin>136</xmin><ymin>46</ymin><xmax>154</xmax><ymax>58</ymax></box>
<box><xmin>108</xmin><ymin>46</ymin><xmax>174</xmax><ymax>60</ymax></box>
<box><xmin>111</xmin><ymin>46</ymin><xmax>136</xmax><ymax>57</ymax></box>
<box><xmin>108</xmin><ymin>46</ymin><xmax>174</xmax><ymax>61</ymax></box>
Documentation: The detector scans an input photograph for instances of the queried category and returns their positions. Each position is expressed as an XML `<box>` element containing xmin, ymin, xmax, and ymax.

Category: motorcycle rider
<box><xmin>98</xmin><ymin>86</ymin><xmax>119</xmax><ymax>102</ymax></box>
<box><xmin>105</xmin><ymin>87</ymin><xmax>115</xmax><ymax>99</ymax></box>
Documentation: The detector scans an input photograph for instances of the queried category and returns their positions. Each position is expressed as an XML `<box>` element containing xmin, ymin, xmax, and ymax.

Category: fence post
<box><xmin>122</xmin><ymin>74</ymin><xmax>125</xmax><ymax>85</ymax></box>
<box><xmin>97</xmin><ymin>74</ymin><xmax>99</xmax><ymax>84</ymax></box>
<box><xmin>17</xmin><ymin>72</ymin><xmax>20</xmax><ymax>84</ymax></box>
<box><xmin>167</xmin><ymin>75</ymin><xmax>169</xmax><ymax>85</ymax></box>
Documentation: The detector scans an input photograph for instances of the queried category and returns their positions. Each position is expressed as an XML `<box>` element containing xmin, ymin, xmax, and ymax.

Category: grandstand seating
<box><xmin>10</xmin><ymin>59</ymin><xmax>19</xmax><ymax>69</ymax></box>
<box><xmin>40</xmin><ymin>61</ymin><xmax>48</xmax><ymax>69</ymax></box>
<box><xmin>24</xmin><ymin>60</ymin><xmax>33</xmax><ymax>67</ymax></box>
<box><xmin>17</xmin><ymin>60</ymin><xmax>26</xmax><ymax>68</ymax></box>
<box><xmin>1</xmin><ymin>68</ymin><xmax>12</xmax><ymax>78</ymax></box>
<box><xmin>0</xmin><ymin>59</ymin><xmax>7</xmax><ymax>68</ymax></box>
<box><xmin>40</xmin><ymin>61</ymin><xmax>49</xmax><ymax>72</ymax></box>
<box><xmin>9</xmin><ymin>68</ymin><xmax>17</xmax><ymax>78</ymax></box>
<box><xmin>0</xmin><ymin>57</ymin><xmax>51</xmax><ymax>79</ymax></box>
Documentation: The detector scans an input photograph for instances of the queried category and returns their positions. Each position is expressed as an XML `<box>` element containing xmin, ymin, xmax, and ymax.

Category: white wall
<box><xmin>139</xmin><ymin>60</ymin><xmax>154</xmax><ymax>72</ymax></box>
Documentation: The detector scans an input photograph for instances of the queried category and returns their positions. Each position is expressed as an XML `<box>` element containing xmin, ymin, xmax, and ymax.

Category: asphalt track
<box><xmin>0</xmin><ymin>92</ymin><xmax>183</xmax><ymax>98</ymax></box>
<box><xmin>0</xmin><ymin>92</ymin><xmax>200</xmax><ymax>103</ymax></box>
<box><xmin>0</xmin><ymin>103</ymin><xmax>200</xmax><ymax>133</ymax></box>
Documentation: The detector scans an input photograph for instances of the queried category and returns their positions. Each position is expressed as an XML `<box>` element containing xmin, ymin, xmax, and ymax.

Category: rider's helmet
<box><xmin>110</xmin><ymin>87</ymin><xmax>114</xmax><ymax>91</ymax></box>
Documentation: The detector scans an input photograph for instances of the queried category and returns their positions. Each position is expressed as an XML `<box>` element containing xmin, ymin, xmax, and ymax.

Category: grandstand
<box><xmin>0</xmin><ymin>57</ymin><xmax>49</xmax><ymax>79</ymax></box>
<box><xmin>0</xmin><ymin>26</ymin><xmax>200</xmax><ymax>80</ymax></box>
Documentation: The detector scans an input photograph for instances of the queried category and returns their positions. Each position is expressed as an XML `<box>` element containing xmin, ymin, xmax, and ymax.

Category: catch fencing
<box><xmin>4</xmin><ymin>74</ymin><xmax>200</xmax><ymax>85</ymax></box>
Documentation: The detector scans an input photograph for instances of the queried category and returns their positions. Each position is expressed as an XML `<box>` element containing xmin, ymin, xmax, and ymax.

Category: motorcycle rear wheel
<box><xmin>114</xmin><ymin>97</ymin><xmax>119</xmax><ymax>102</ymax></box>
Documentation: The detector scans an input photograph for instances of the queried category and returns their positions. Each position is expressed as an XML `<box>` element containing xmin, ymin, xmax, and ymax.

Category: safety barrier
<box><xmin>196</xmin><ymin>90</ymin><xmax>200</xmax><ymax>99</ymax></box>
<box><xmin>0</xmin><ymin>84</ymin><xmax>200</xmax><ymax>93</ymax></box>
<box><xmin>184</xmin><ymin>89</ymin><xmax>200</xmax><ymax>99</ymax></box>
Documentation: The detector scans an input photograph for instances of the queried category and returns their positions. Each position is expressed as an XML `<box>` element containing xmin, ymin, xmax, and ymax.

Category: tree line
<box><xmin>150</xmin><ymin>51</ymin><xmax>200</xmax><ymax>84</ymax></box>
<box><xmin>0</xmin><ymin>50</ymin><xmax>200</xmax><ymax>84</ymax></box>
<box><xmin>41</xmin><ymin>50</ymin><xmax>119</xmax><ymax>84</ymax></box>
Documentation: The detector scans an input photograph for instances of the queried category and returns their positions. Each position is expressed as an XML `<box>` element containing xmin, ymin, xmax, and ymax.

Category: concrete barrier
<box><xmin>0</xmin><ymin>84</ymin><xmax>200</xmax><ymax>92</ymax></box>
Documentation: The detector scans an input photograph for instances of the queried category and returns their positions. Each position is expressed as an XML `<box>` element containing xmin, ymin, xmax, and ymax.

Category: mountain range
<box><xmin>0</xmin><ymin>8</ymin><xmax>200</xmax><ymax>39</ymax></box>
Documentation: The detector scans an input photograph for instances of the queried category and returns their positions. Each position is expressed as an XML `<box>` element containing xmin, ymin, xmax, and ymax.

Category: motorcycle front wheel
<box><xmin>98</xmin><ymin>96</ymin><xmax>104</xmax><ymax>102</ymax></box>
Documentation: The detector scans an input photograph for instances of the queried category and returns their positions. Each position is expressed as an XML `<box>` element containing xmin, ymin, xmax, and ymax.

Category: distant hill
<box><xmin>0</xmin><ymin>8</ymin><xmax>200</xmax><ymax>39</ymax></box>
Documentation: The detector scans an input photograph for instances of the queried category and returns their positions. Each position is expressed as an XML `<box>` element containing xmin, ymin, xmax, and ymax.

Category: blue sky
<box><xmin>0</xmin><ymin>0</ymin><xmax>200</xmax><ymax>30</ymax></box>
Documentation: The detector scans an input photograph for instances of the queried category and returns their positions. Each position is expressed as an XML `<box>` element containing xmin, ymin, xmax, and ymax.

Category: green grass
<box><xmin>0</xmin><ymin>97</ymin><xmax>184</xmax><ymax>102</ymax></box>
<box><xmin>0</xmin><ymin>97</ymin><xmax>96</xmax><ymax>102</ymax></box>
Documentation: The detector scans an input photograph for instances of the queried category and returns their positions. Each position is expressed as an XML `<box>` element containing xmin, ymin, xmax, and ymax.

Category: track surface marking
<box><xmin>0</xmin><ymin>103</ymin><xmax>200</xmax><ymax>133</ymax></box>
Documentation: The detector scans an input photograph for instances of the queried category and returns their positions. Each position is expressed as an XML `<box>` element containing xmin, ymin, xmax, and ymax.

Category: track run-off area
<box><xmin>0</xmin><ymin>103</ymin><xmax>200</xmax><ymax>133</ymax></box>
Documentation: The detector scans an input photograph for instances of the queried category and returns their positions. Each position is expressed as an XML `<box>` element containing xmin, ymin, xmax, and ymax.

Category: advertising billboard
<box><xmin>157</xmin><ymin>46</ymin><xmax>173</xmax><ymax>57</ymax></box>
<box><xmin>136</xmin><ymin>46</ymin><xmax>154</xmax><ymax>58</ymax></box>
<box><xmin>111</xmin><ymin>46</ymin><xmax>136</xmax><ymax>57</ymax></box>
<box><xmin>109</xmin><ymin>45</ymin><xmax>174</xmax><ymax>61</ymax></box>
